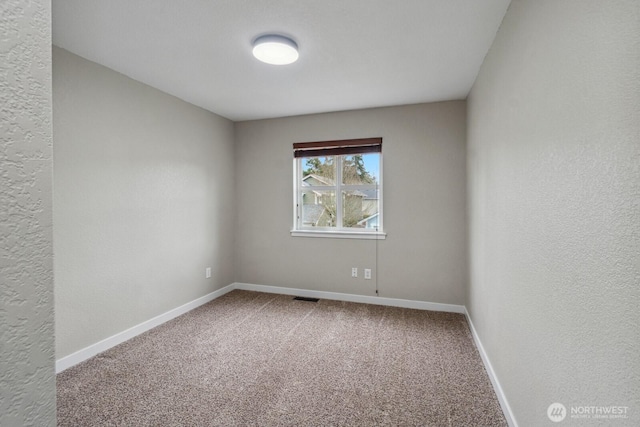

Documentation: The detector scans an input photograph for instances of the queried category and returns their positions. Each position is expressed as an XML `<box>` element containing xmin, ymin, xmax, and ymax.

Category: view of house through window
<box><xmin>293</xmin><ymin>138</ymin><xmax>382</xmax><ymax>235</ymax></box>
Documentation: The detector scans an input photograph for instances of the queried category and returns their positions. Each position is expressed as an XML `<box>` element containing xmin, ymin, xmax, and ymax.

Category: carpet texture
<box><xmin>57</xmin><ymin>290</ymin><xmax>507</xmax><ymax>426</ymax></box>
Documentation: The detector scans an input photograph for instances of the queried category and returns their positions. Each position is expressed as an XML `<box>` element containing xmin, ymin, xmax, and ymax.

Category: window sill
<box><xmin>290</xmin><ymin>230</ymin><xmax>386</xmax><ymax>240</ymax></box>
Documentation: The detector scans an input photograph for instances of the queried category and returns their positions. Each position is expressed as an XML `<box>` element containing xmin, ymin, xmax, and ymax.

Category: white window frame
<box><xmin>291</xmin><ymin>153</ymin><xmax>385</xmax><ymax>239</ymax></box>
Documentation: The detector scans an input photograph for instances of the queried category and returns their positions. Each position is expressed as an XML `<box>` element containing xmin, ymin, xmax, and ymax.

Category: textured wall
<box><xmin>53</xmin><ymin>48</ymin><xmax>236</xmax><ymax>358</ymax></box>
<box><xmin>467</xmin><ymin>0</ymin><xmax>640</xmax><ymax>425</ymax></box>
<box><xmin>235</xmin><ymin>102</ymin><xmax>467</xmax><ymax>304</ymax></box>
<box><xmin>0</xmin><ymin>0</ymin><xmax>56</xmax><ymax>425</ymax></box>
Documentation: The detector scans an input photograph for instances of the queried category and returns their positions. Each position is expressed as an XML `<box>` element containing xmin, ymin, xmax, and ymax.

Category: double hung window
<box><xmin>292</xmin><ymin>138</ymin><xmax>384</xmax><ymax>239</ymax></box>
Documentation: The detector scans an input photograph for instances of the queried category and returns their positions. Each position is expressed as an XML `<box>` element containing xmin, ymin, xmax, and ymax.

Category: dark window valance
<box><xmin>293</xmin><ymin>137</ymin><xmax>382</xmax><ymax>158</ymax></box>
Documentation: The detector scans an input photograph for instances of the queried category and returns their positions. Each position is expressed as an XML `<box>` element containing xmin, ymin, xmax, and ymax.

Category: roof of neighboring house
<box><xmin>302</xmin><ymin>174</ymin><xmax>379</xmax><ymax>199</ymax></box>
<box><xmin>357</xmin><ymin>212</ymin><xmax>379</xmax><ymax>225</ymax></box>
<box><xmin>302</xmin><ymin>174</ymin><xmax>335</xmax><ymax>186</ymax></box>
<box><xmin>302</xmin><ymin>204</ymin><xmax>326</xmax><ymax>225</ymax></box>
<box><xmin>360</xmin><ymin>189</ymin><xmax>379</xmax><ymax>200</ymax></box>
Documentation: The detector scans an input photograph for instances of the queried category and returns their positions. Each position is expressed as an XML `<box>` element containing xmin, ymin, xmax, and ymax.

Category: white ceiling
<box><xmin>53</xmin><ymin>0</ymin><xmax>511</xmax><ymax>121</ymax></box>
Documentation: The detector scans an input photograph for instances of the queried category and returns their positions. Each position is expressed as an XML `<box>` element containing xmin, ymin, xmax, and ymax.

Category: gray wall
<box><xmin>235</xmin><ymin>102</ymin><xmax>467</xmax><ymax>304</ymax></box>
<box><xmin>467</xmin><ymin>0</ymin><xmax>640</xmax><ymax>425</ymax></box>
<box><xmin>0</xmin><ymin>0</ymin><xmax>56</xmax><ymax>425</ymax></box>
<box><xmin>53</xmin><ymin>48</ymin><xmax>236</xmax><ymax>358</ymax></box>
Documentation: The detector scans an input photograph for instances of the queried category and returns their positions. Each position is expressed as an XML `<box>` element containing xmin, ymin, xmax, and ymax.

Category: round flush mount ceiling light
<box><xmin>252</xmin><ymin>35</ymin><xmax>299</xmax><ymax>65</ymax></box>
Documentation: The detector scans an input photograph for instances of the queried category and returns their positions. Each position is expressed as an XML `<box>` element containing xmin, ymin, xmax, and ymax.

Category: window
<box><xmin>292</xmin><ymin>138</ymin><xmax>385</xmax><ymax>239</ymax></box>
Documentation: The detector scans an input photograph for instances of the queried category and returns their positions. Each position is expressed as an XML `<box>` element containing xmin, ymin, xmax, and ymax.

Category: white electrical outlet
<box><xmin>205</xmin><ymin>267</ymin><xmax>211</xmax><ymax>279</ymax></box>
<box><xmin>351</xmin><ymin>267</ymin><xmax>358</xmax><ymax>278</ymax></box>
<box><xmin>364</xmin><ymin>269</ymin><xmax>372</xmax><ymax>280</ymax></box>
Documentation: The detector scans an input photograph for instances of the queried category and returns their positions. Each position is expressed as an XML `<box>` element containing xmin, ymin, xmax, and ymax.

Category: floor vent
<box><xmin>293</xmin><ymin>296</ymin><xmax>320</xmax><ymax>302</ymax></box>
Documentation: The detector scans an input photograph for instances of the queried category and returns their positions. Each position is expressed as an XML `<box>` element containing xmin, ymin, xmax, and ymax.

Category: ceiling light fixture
<box><xmin>252</xmin><ymin>35</ymin><xmax>299</xmax><ymax>65</ymax></box>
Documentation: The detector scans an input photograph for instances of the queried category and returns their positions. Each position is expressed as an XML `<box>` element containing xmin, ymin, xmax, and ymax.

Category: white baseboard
<box><xmin>233</xmin><ymin>282</ymin><xmax>466</xmax><ymax>313</ymax></box>
<box><xmin>464</xmin><ymin>308</ymin><xmax>517</xmax><ymax>427</ymax></box>
<box><xmin>55</xmin><ymin>283</ymin><xmax>236</xmax><ymax>373</ymax></box>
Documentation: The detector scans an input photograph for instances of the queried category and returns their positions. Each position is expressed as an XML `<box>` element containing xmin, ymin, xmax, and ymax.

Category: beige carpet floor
<box><xmin>57</xmin><ymin>290</ymin><xmax>507</xmax><ymax>426</ymax></box>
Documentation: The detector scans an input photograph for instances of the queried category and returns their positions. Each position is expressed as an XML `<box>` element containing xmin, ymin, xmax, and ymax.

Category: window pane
<box><xmin>342</xmin><ymin>190</ymin><xmax>379</xmax><ymax>229</ymax></box>
<box><xmin>342</xmin><ymin>153</ymin><xmax>379</xmax><ymax>185</ymax></box>
<box><xmin>301</xmin><ymin>156</ymin><xmax>335</xmax><ymax>186</ymax></box>
<box><xmin>301</xmin><ymin>190</ymin><xmax>336</xmax><ymax>227</ymax></box>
